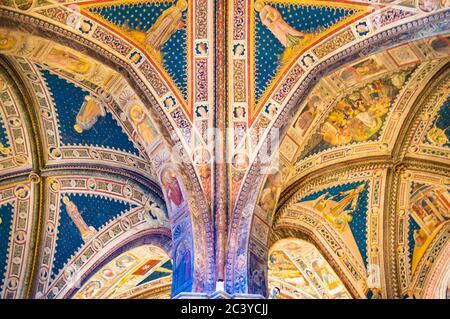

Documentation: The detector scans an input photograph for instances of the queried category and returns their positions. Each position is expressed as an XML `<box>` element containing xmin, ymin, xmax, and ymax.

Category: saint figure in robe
<box><xmin>62</xmin><ymin>196</ymin><xmax>97</xmax><ymax>242</ymax></box>
<box><xmin>74</xmin><ymin>96</ymin><xmax>106</xmax><ymax>133</ymax></box>
<box><xmin>124</xmin><ymin>0</ymin><xmax>187</xmax><ymax>61</ymax></box>
<box><xmin>129</xmin><ymin>105</ymin><xmax>157</xmax><ymax>147</ymax></box>
<box><xmin>255</xmin><ymin>0</ymin><xmax>304</xmax><ymax>48</ymax></box>
<box><xmin>161</xmin><ymin>168</ymin><xmax>184</xmax><ymax>210</ymax></box>
<box><xmin>145</xmin><ymin>0</ymin><xmax>187</xmax><ymax>50</ymax></box>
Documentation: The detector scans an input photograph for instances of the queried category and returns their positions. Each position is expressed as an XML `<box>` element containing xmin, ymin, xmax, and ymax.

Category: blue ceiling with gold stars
<box><xmin>298</xmin><ymin>181</ymin><xmax>369</xmax><ymax>267</ymax></box>
<box><xmin>254</xmin><ymin>3</ymin><xmax>360</xmax><ymax>105</ymax></box>
<box><xmin>40</xmin><ymin>68</ymin><xmax>142</xmax><ymax>156</ymax></box>
<box><xmin>53</xmin><ymin>194</ymin><xmax>136</xmax><ymax>279</ymax></box>
<box><xmin>86</xmin><ymin>1</ymin><xmax>188</xmax><ymax>101</ymax></box>
<box><xmin>0</xmin><ymin>0</ymin><xmax>449</xmax><ymax>300</ymax></box>
<box><xmin>0</xmin><ymin>203</ymin><xmax>13</xmax><ymax>286</ymax></box>
<box><xmin>428</xmin><ymin>94</ymin><xmax>450</xmax><ymax>148</ymax></box>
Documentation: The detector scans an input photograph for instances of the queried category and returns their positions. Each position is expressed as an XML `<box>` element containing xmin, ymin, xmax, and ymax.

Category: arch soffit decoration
<box><xmin>267</xmin><ymin>235</ymin><xmax>359</xmax><ymax>299</ymax></box>
<box><xmin>0</xmin><ymin>56</ymin><xmax>163</xmax><ymax>189</ymax></box>
<box><xmin>0</xmin><ymin>48</ymin><xmax>210</xmax><ymax>300</ymax></box>
<box><xmin>0</xmin><ymin>5</ymin><xmax>216</xmax><ymax>295</ymax></box>
<box><xmin>227</xmin><ymin>38</ymin><xmax>450</xmax><ymax>297</ymax></box>
<box><xmin>272</xmin><ymin>164</ymin><xmax>389</xmax><ymax>299</ymax></box>
<box><xmin>227</xmin><ymin>12</ymin><xmax>450</xmax><ymax>291</ymax></box>
<box><xmin>389</xmin><ymin>68</ymin><xmax>450</xmax><ymax>298</ymax></box>
<box><xmin>267</xmin><ymin>66</ymin><xmax>450</xmax><ymax>298</ymax></box>
<box><xmin>418</xmin><ymin>241</ymin><xmax>450</xmax><ymax>299</ymax></box>
<box><xmin>0</xmin><ymin>6</ymin><xmax>213</xmax><ymax>220</ymax></box>
<box><xmin>231</xmin><ymin>6</ymin><xmax>450</xmax><ymax>217</ymax></box>
<box><xmin>31</xmin><ymin>170</ymin><xmax>169</xmax><ymax>298</ymax></box>
<box><xmin>58</xmin><ymin>229</ymin><xmax>173</xmax><ymax>299</ymax></box>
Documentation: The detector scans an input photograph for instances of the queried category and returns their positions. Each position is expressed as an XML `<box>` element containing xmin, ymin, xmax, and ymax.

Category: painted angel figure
<box><xmin>332</xmin><ymin>184</ymin><xmax>366</xmax><ymax>215</ymax></box>
<box><xmin>74</xmin><ymin>95</ymin><xmax>106</xmax><ymax>133</ymax></box>
<box><xmin>62</xmin><ymin>196</ymin><xmax>97</xmax><ymax>242</ymax></box>
<box><xmin>129</xmin><ymin>105</ymin><xmax>157</xmax><ymax>147</ymax></box>
<box><xmin>255</xmin><ymin>0</ymin><xmax>304</xmax><ymax>48</ymax></box>
<box><xmin>124</xmin><ymin>0</ymin><xmax>187</xmax><ymax>60</ymax></box>
<box><xmin>146</xmin><ymin>0</ymin><xmax>187</xmax><ymax>51</ymax></box>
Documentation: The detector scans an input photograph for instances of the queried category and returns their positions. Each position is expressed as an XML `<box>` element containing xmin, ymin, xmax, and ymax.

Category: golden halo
<box><xmin>176</xmin><ymin>0</ymin><xmax>188</xmax><ymax>11</ymax></box>
<box><xmin>73</xmin><ymin>124</ymin><xmax>83</xmax><ymax>133</ymax></box>
<box><xmin>254</xmin><ymin>0</ymin><xmax>265</xmax><ymax>12</ymax></box>
<box><xmin>129</xmin><ymin>105</ymin><xmax>144</xmax><ymax>123</ymax></box>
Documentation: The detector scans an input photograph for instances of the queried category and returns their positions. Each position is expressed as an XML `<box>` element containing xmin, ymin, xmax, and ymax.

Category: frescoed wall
<box><xmin>231</xmin><ymin>33</ymin><xmax>449</xmax><ymax>299</ymax></box>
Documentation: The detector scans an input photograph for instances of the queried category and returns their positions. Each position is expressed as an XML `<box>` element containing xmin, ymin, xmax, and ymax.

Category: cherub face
<box><xmin>305</xmin><ymin>56</ymin><xmax>313</xmax><ymax>65</ymax></box>
<box><xmin>420</xmin><ymin>0</ymin><xmax>438</xmax><ymax>10</ymax></box>
<box><xmin>269</xmin><ymin>105</ymin><xmax>277</xmax><ymax>113</ymax></box>
<box><xmin>357</xmin><ymin>25</ymin><xmax>365</xmax><ymax>32</ymax></box>
<box><xmin>130</xmin><ymin>54</ymin><xmax>141</xmax><ymax>64</ymax></box>
<box><xmin>235</xmin><ymin>107</ymin><xmax>244</xmax><ymax>118</ymax></box>
<box><xmin>266</xmin><ymin>103</ymin><xmax>277</xmax><ymax>116</ymax></box>
<box><xmin>235</xmin><ymin>44</ymin><xmax>245</xmax><ymax>56</ymax></box>
<box><xmin>164</xmin><ymin>97</ymin><xmax>175</xmax><ymax>108</ymax></box>
<box><xmin>197</xmin><ymin>106</ymin><xmax>207</xmax><ymax>117</ymax></box>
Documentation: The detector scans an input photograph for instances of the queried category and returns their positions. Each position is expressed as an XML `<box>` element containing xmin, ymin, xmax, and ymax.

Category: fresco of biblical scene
<box><xmin>297</xmin><ymin>181</ymin><xmax>369</xmax><ymax>269</ymax></box>
<box><xmin>407</xmin><ymin>183</ymin><xmax>450</xmax><ymax>274</ymax></box>
<box><xmin>337</xmin><ymin>57</ymin><xmax>388</xmax><ymax>86</ymax></box>
<box><xmin>268</xmin><ymin>239</ymin><xmax>351</xmax><ymax>299</ymax></box>
<box><xmin>52</xmin><ymin>194</ymin><xmax>136</xmax><ymax>279</ymax></box>
<box><xmin>75</xmin><ymin>245</ymin><xmax>172</xmax><ymax>299</ymax></box>
<box><xmin>0</xmin><ymin>203</ymin><xmax>14</xmax><ymax>286</ymax></box>
<box><xmin>252</xmin><ymin>0</ymin><xmax>366</xmax><ymax>106</ymax></box>
<box><xmin>299</xmin><ymin>67</ymin><xmax>416</xmax><ymax>159</ymax></box>
<box><xmin>83</xmin><ymin>0</ymin><xmax>189</xmax><ymax>100</ymax></box>
<box><xmin>40</xmin><ymin>68</ymin><xmax>142</xmax><ymax>156</ymax></box>
<box><xmin>424</xmin><ymin>95</ymin><xmax>450</xmax><ymax>148</ymax></box>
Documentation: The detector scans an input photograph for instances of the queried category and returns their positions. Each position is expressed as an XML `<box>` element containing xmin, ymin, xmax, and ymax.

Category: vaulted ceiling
<box><xmin>0</xmin><ymin>0</ymin><xmax>448</xmax><ymax>299</ymax></box>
